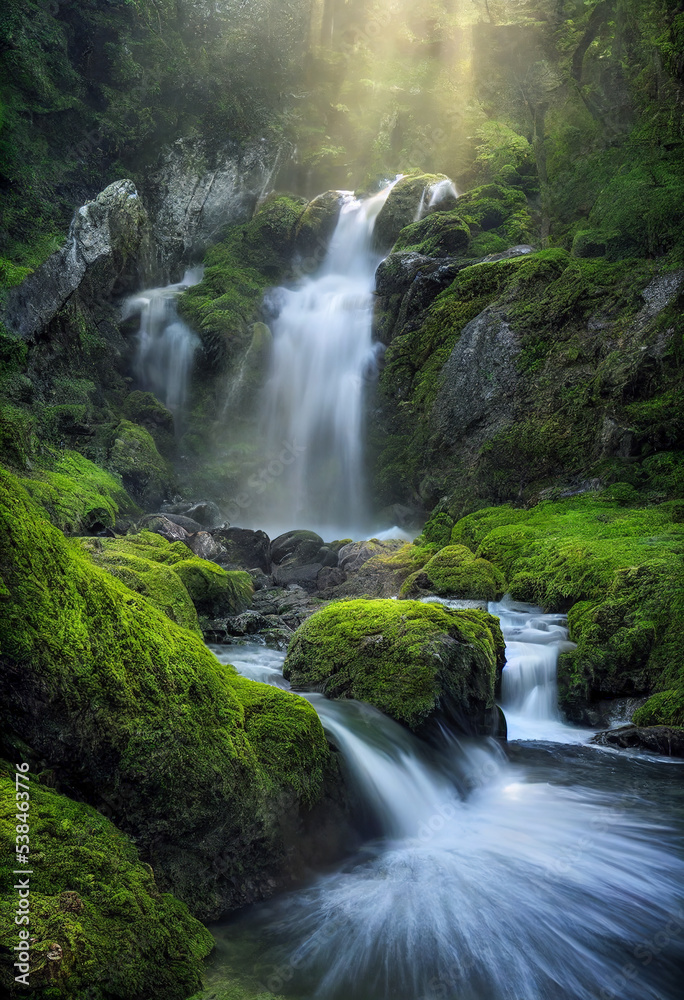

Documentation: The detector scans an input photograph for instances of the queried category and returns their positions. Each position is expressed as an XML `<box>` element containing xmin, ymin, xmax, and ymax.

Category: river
<box><xmin>204</xmin><ymin>599</ymin><xmax>684</xmax><ymax>1000</ymax></box>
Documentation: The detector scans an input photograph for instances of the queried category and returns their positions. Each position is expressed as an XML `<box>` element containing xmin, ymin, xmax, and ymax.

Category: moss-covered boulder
<box><xmin>78</xmin><ymin>531</ymin><xmax>252</xmax><ymax>628</ymax></box>
<box><xmin>78</xmin><ymin>533</ymin><xmax>202</xmax><ymax>633</ymax></box>
<box><xmin>293</xmin><ymin>190</ymin><xmax>343</xmax><ymax>258</ymax></box>
<box><xmin>283</xmin><ymin>599</ymin><xmax>505</xmax><ymax>734</ymax></box>
<box><xmin>122</xmin><ymin>390</ymin><xmax>175</xmax><ymax>456</ymax></box>
<box><xmin>20</xmin><ymin>449</ymin><xmax>136</xmax><ymax>534</ymax></box>
<box><xmin>329</xmin><ymin>542</ymin><xmax>437</xmax><ymax>598</ymax></box>
<box><xmin>392</xmin><ymin>212</ymin><xmax>471</xmax><ymax>258</ymax></box>
<box><xmin>0</xmin><ymin>467</ymin><xmax>336</xmax><ymax>920</ymax></box>
<box><xmin>107</xmin><ymin>419</ymin><xmax>175</xmax><ymax>509</ymax></box>
<box><xmin>400</xmin><ymin>544</ymin><xmax>504</xmax><ymax>601</ymax></box>
<box><xmin>373</xmin><ymin>173</ymin><xmax>454</xmax><ymax>250</ymax></box>
<box><xmin>0</xmin><ymin>765</ymin><xmax>212</xmax><ymax>999</ymax></box>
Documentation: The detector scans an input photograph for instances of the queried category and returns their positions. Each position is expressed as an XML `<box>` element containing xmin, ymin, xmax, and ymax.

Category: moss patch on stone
<box><xmin>283</xmin><ymin>598</ymin><xmax>504</xmax><ymax>733</ymax></box>
<box><xmin>21</xmin><ymin>449</ymin><xmax>135</xmax><ymax>534</ymax></box>
<box><xmin>79</xmin><ymin>531</ymin><xmax>253</xmax><ymax>619</ymax></box>
<box><xmin>0</xmin><ymin>763</ymin><xmax>213</xmax><ymax>1000</ymax></box>
<box><xmin>0</xmin><ymin>467</ymin><xmax>333</xmax><ymax>920</ymax></box>
<box><xmin>451</xmin><ymin>495</ymin><xmax>684</xmax><ymax>723</ymax></box>
<box><xmin>107</xmin><ymin>419</ymin><xmax>175</xmax><ymax>509</ymax></box>
<box><xmin>393</xmin><ymin>212</ymin><xmax>470</xmax><ymax>258</ymax></box>
<box><xmin>401</xmin><ymin>544</ymin><xmax>504</xmax><ymax>601</ymax></box>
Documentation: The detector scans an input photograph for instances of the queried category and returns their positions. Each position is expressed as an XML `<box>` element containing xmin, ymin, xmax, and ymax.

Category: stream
<box><xmin>205</xmin><ymin>600</ymin><xmax>684</xmax><ymax>1000</ymax></box>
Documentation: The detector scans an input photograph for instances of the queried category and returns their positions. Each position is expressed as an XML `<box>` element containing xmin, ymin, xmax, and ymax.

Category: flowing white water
<box><xmin>123</xmin><ymin>267</ymin><xmax>202</xmax><ymax>425</ymax></box>
<box><xmin>259</xmin><ymin>185</ymin><xmax>395</xmax><ymax>537</ymax></box>
<box><xmin>210</xmin><ymin>637</ymin><xmax>684</xmax><ymax>1000</ymax></box>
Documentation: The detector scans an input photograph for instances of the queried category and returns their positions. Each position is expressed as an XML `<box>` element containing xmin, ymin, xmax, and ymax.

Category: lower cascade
<box><xmin>207</xmin><ymin>601</ymin><xmax>684</xmax><ymax>1000</ymax></box>
<box><xmin>259</xmin><ymin>185</ymin><xmax>395</xmax><ymax>538</ymax></box>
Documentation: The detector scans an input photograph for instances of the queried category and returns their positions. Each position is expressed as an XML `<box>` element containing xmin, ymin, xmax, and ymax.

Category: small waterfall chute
<box><xmin>123</xmin><ymin>267</ymin><xmax>203</xmax><ymax>426</ymax></box>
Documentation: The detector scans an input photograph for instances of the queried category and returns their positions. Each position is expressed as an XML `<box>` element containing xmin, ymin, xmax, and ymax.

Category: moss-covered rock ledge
<box><xmin>283</xmin><ymin>599</ymin><xmax>505</xmax><ymax>735</ymax></box>
<box><xmin>0</xmin><ymin>466</ymin><xmax>338</xmax><ymax>926</ymax></box>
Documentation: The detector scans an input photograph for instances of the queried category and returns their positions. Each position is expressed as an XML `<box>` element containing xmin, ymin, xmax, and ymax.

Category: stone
<box><xmin>283</xmin><ymin>599</ymin><xmax>506</xmax><ymax>736</ymax></box>
<box><xmin>317</xmin><ymin>567</ymin><xmax>347</xmax><ymax>591</ymax></box>
<box><xmin>183</xmin><ymin>501</ymin><xmax>223</xmax><ymax>527</ymax></box>
<box><xmin>591</xmin><ymin>725</ymin><xmax>684</xmax><ymax>758</ymax></box>
<box><xmin>142</xmin><ymin>515</ymin><xmax>190</xmax><ymax>544</ymax></box>
<box><xmin>270</xmin><ymin>530</ymin><xmax>324</xmax><ymax>566</ymax></box>
<box><xmin>212</xmin><ymin>526</ymin><xmax>271</xmax><ymax>573</ymax></box>
<box><xmin>337</xmin><ymin>539</ymin><xmax>403</xmax><ymax>574</ymax></box>
<box><xmin>432</xmin><ymin>307</ymin><xmax>520</xmax><ymax>450</ymax></box>
<box><xmin>148</xmin><ymin>513</ymin><xmax>204</xmax><ymax>533</ymax></box>
<box><xmin>272</xmin><ymin>561</ymin><xmax>324</xmax><ymax>591</ymax></box>
<box><xmin>184</xmin><ymin>531</ymin><xmax>228</xmax><ymax>563</ymax></box>
<box><xmin>2</xmin><ymin>180</ymin><xmax>150</xmax><ymax>341</ymax></box>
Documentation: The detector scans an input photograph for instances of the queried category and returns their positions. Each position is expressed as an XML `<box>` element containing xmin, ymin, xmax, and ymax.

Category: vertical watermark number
<box><xmin>13</xmin><ymin>763</ymin><xmax>31</xmax><ymax>987</ymax></box>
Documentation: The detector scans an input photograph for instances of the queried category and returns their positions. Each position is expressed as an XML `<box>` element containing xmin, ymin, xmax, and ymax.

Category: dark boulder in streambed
<box><xmin>591</xmin><ymin>725</ymin><xmax>684</xmax><ymax>757</ymax></box>
<box><xmin>283</xmin><ymin>598</ymin><xmax>506</xmax><ymax>736</ymax></box>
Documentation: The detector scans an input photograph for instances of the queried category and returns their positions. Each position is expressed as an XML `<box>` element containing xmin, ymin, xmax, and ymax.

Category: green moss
<box><xmin>179</xmin><ymin>196</ymin><xmax>307</xmax><ymax>363</ymax></box>
<box><xmin>0</xmin><ymin>764</ymin><xmax>213</xmax><ymax>999</ymax></box>
<box><xmin>450</xmin><ymin>495</ymin><xmax>684</xmax><ymax>720</ymax></box>
<box><xmin>0</xmin><ymin>467</ymin><xmax>332</xmax><ymax>920</ymax></box>
<box><xmin>283</xmin><ymin>598</ymin><xmax>504</xmax><ymax>733</ymax></box>
<box><xmin>174</xmin><ymin>561</ymin><xmax>253</xmax><ymax>617</ymax></box>
<box><xmin>107</xmin><ymin>419</ymin><xmax>175</xmax><ymax>509</ymax></box>
<box><xmin>401</xmin><ymin>544</ymin><xmax>504</xmax><ymax>601</ymax></box>
<box><xmin>22</xmin><ymin>449</ymin><xmax>135</xmax><ymax>534</ymax></box>
<box><xmin>392</xmin><ymin>212</ymin><xmax>470</xmax><ymax>257</ymax></box>
<box><xmin>77</xmin><ymin>534</ymin><xmax>202</xmax><ymax>634</ymax></box>
<box><xmin>373</xmin><ymin>173</ymin><xmax>454</xmax><ymax>250</ymax></box>
<box><xmin>78</xmin><ymin>531</ymin><xmax>254</xmax><ymax>627</ymax></box>
<box><xmin>633</xmin><ymin>689</ymin><xmax>684</xmax><ymax>728</ymax></box>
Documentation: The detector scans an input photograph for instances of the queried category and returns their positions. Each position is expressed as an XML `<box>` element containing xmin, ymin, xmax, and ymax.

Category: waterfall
<box><xmin>492</xmin><ymin>597</ymin><xmax>584</xmax><ymax>742</ymax></box>
<box><xmin>259</xmin><ymin>184</ymin><xmax>395</xmax><ymax>537</ymax></box>
<box><xmin>211</xmin><ymin>640</ymin><xmax>684</xmax><ymax>1000</ymax></box>
<box><xmin>123</xmin><ymin>268</ymin><xmax>202</xmax><ymax>427</ymax></box>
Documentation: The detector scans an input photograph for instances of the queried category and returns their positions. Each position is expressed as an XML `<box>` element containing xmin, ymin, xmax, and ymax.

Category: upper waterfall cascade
<box><xmin>260</xmin><ymin>184</ymin><xmax>396</xmax><ymax>537</ymax></box>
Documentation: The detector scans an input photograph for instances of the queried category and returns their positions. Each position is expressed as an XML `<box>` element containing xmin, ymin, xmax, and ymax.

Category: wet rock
<box><xmin>294</xmin><ymin>190</ymin><xmax>344</xmax><ymax>259</ymax></box>
<box><xmin>273</xmin><ymin>561</ymin><xmax>324</xmax><ymax>591</ymax></box>
<box><xmin>141</xmin><ymin>515</ymin><xmax>190</xmax><ymax>544</ymax></box>
<box><xmin>317</xmin><ymin>567</ymin><xmax>347</xmax><ymax>591</ymax></box>
<box><xmin>154</xmin><ymin>513</ymin><xmax>204</xmax><ymax>533</ymax></box>
<box><xmin>185</xmin><ymin>531</ymin><xmax>228</xmax><ymax>563</ymax></box>
<box><xmin>591</xmin><ymin>725</ymin><xmax>684</xmax><ymax>757</ymax></box>
<box><xmin>337</xmin><ymin>538</ymin><xmax>403</xmax><ymax>574</ymax></box>
<box><xmin>224</xmin><ymin>610</ymin><xmax>271</xmax><ymax>636</ymax></box>
<box><xmin>212</xmin><ymin>526</ymin><xmax>271</xmax><ymax>573</ymax></box>
<box><xmin>183</xmin><ymin>501</ymin><xmax>222</xmax><ymax>527</ymax></box>
<box><xmin>270</xmin><ymin>530</ymin><xmax>324</xmax><ymax>565</ymax></box>
<box><xmin>374</xmin><ymin>173</ymin><xmax>455</xmax><ymax>251</ymax></box>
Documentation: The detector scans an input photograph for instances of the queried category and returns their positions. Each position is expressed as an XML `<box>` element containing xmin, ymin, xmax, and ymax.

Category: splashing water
<box><xmin>259</xmin><ymin>185</ymin><xmax>396</xmax><ymax>537</ymax></box>
<box><xmin>123</xmin><ymin>268</ymin><xmax>202</xmax><ymax>426</ymax></box>
<box><xmin>208</xmin><ymin>628</ymin><xmax>684</xmax><ymax>1000</ymax></box>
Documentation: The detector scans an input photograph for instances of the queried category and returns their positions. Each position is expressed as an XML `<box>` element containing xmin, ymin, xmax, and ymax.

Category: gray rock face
<box><xmin>142</xmin><ymin>137</ymin><xmax>281</xmax><ymax>278</ymax></box>
<box><xmin>432</xmin><ymin>307</ymin><xmax>520</xmax><ymax>448</ymax></box>
<box><xmin>3</xmin><ymin>180</ymin><xmax>150</xmax><ymax>340</ymax></box>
